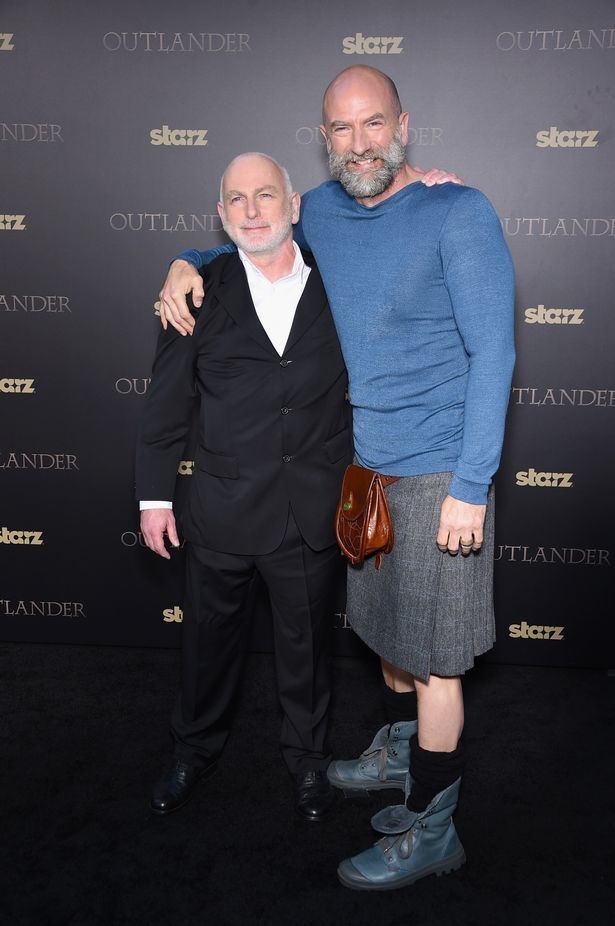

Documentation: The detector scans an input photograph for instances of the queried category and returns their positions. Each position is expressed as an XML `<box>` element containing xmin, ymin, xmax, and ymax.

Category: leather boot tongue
<box><xmin>371</xmin><ymin>803</ymin><xmax>418</xmax><ymax>835</ymax></box>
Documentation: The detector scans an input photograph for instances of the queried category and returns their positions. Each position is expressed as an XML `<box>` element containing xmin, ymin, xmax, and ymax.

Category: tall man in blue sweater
<box><xmin>157</xmin><ymin>66</ymin><xmax>515</xmax><ymax>891</ymax></box>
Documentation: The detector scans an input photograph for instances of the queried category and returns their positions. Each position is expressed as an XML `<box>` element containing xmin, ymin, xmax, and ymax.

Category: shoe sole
<box><xmin>150</xmin><ymin>762</ymin><xmax>218</xmax><ymax>816</ymax></box>
<box><xmin>295</xmin><ymin>808</ymin><xmax>332</xmax><ymax>823</ymax></box>
<box><xmin>327</xmin><ymin>772</ymin><xmax>406</xmax><ymax>793</ymax></box>
<box><xmin>337</xmin><ymin>849</ymin><xmax>466</xmax><ymax>891</ymax></box>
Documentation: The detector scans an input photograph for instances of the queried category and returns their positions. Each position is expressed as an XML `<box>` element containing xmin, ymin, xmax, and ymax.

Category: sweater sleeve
<box><xmin>439</xmin><ymin>189</ymin><xmax>516</xmax><ymax>504</ymax></box>
<box><xmin>172</xmin><ymin>243</ymin><xmax>236</xmax><ymax>269</ymax></box>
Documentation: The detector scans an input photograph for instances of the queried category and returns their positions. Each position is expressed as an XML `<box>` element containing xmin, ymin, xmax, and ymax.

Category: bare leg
<box><xmin>414</xmin><ymin>674</ymin><xmax>463</xmax><ymax>751</ymax></box>
<box><xmin>381</xmin><ymin>657</ymin><xmax>416</xmax><ymax>693</ymax></box>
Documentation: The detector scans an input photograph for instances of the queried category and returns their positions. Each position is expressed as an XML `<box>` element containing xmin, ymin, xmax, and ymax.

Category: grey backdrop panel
<box><xmin>1</xmin><ymin>0</ymin><xmax>613</xmax><ymax>668</ymax></box>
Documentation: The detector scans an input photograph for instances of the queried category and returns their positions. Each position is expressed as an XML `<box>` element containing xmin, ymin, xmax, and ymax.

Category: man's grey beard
<box><xmin>221</xmin><ymin>207</ymin><xmax>293</xmax><ymax>255</ymax></box>
<box><xmin>328</xmin><ymin>132</ymin><xmax>406</xmax><ymax>199</ymax></box>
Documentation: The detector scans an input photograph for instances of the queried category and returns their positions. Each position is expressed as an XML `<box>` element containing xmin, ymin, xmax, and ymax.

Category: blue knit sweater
<box><xmin>175</xmin><ymin>180</ymin><xmax>515</xmax><ymax>504</ymax></box>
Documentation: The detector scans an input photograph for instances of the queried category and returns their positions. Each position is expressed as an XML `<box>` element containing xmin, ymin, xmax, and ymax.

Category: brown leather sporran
<box><xmin>335</xmin><ymin>464</ymin><xmax>400</xmax><ymax>570</ymax></box>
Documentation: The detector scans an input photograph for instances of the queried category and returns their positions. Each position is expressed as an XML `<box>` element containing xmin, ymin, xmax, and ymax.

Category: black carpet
<box><xmin>2</xmin><ymin>643</ymin><xmax>613</xmax><ymax>926</ymax></box>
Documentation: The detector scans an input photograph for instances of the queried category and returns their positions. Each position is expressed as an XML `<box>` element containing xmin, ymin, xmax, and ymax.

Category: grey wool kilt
<box><xmin>346</xmin><ymin>472</ymin><xmax>495</xmax><ymax>682</ymax></box>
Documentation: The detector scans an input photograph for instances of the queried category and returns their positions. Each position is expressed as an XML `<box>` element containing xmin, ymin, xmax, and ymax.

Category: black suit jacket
<box><xmin>135</xmin><ymin>250</ymin><xmax>352</xmax><ymax>554</ymax></box>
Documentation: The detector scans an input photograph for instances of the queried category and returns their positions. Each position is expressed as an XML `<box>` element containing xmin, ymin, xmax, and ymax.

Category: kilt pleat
<box><xmin>345</xmin><ymin>472</ymin><xmax>496</xmax><ymax>681</ymax></box>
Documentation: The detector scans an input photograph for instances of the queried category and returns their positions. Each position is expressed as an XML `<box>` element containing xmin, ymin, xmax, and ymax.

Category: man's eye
<box><xmin>259</xmin><ymin>192</ymin><xmax>273</xmax><ymax>199</ymax></box>
<box><xmin>368</xmin><ymin>121</ymin><xmax>383</xmax><ymax>128</ymax></box>
<box><xmin>333</xmin><ymin>126</ymin><xmax>349</xmax><ymax>134</ymax></box>
<box><xmin>230</xmin><ymin>196</ymin><xmax>242</xmax><ymax>204</ymax></box>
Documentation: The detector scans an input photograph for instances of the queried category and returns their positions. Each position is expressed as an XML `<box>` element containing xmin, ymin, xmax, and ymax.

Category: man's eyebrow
<box><xmin>225</xmin><ymin>184</ymin><xmax>278</xmax><ymax>198</ymax></box>
<box><xmin>328</xmin><ymin>113</ymin><xmax>387</xmax><ymax>128</ymax></box>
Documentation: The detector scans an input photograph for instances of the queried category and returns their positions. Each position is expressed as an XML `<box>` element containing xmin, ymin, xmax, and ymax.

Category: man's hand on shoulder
<box><xmin>159</xmin><ymin>259</ymin><xmax>204</xmax><ymax>336</ymax></box>
<box><xmin>414</xmin><ymin>166</ymin><xmax>464</xmax><ymax>187</ymax></box>
<box><xmin>436</xmin><ymin>495</ymin><xmax>485</xmax><ymax>556</ymax></box>
<box><xmin>140</xmin><ymin>508</ymin><xmax>180</xmax><ymax>559</ymax></box>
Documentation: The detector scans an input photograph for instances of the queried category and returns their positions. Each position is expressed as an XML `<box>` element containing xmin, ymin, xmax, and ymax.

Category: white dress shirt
<box><xmin>140</xmin><ymin>243</ymin><xmax>310</xmax><ymax>510</ymax></box>
<box><xmin>238</xmin><ymin>242</ymin><xmax>311</xmax><ymax>355</ymax></box>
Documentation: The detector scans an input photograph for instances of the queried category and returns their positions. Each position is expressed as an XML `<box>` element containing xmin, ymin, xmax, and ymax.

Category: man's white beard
<box><xmin>222</xmin><ymin>207</ymin><xmax>293</xmax><ymax>255</ymax></box>
<box><xmin>328</xmin><ymin>131</ymin><xmax>406</xmax><ymax>199</ymax></box>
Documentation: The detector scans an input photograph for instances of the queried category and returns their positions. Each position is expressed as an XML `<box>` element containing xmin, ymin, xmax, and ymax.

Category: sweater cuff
<box><xmin>447</xmin><ymin>475</ymin><xmax>489</xmax><ymax>505</ymax></box>
<box><xmin>171</xmin><ymin>248</ymin><xmax>203</xmax><ymax>269</ymax></box>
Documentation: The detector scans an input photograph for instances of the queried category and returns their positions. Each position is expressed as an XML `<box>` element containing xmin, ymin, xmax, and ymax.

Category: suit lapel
<box><xmin>283</xmin><ymin>250</ymin><xmax>328</xmax><ymax>355</ymax></box>
<box><xmin>214</xmin><ymin>255</ymin><xmax>280</xmax><ymax>357</ymax></box>
<box><xmin>213</xmin><ymin>249</ymin><xmax>328</xmax><ymax>357</ymax></box>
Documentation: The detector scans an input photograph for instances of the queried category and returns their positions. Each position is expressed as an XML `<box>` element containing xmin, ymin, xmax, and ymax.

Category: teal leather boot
<box><xmin>327</xmin><ymin>720</ymin><xmax>417</xmax><ymax>792</ymax></box>
<box><xmin>337</xmin><ymin>777</ymin><xmax>464</xmax><ymax>890</ymax></box>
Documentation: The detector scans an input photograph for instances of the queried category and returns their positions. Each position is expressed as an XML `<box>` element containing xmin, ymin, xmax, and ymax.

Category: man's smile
<box><xmin>348</xmin><ymin>157</ymin><xmax>381</xmax><ymax>171</ymax></box>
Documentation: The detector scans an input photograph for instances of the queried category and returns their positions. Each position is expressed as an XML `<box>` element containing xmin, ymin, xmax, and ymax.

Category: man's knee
<box><xmin>381</xmin><ymin>657</ymin><xmax>416</xmax><ymax>692</ymax></box>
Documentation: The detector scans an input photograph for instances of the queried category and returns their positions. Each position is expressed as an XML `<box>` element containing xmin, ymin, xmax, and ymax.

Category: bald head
<box><xmin>322</xmin><ymin>66</ymin><xmax>402</xmax><ymax>125</ymax></box>
<box><xmin>220</xmin><ymin>152</ymin><xmax>292</xmax><ymax>204</ymax></box>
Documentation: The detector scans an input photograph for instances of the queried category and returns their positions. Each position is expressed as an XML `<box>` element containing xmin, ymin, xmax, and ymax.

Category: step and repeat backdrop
<box><xmin>1</xmin><ymin>0</ymin><xmax>613</xmax><ymax>668</ymax></box>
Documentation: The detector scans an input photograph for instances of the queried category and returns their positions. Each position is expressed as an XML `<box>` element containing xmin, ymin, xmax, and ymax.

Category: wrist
<box><xmin>447</xmin><ymin>475</ymin><xmax>489</xmax><ymax>505</ymax></box>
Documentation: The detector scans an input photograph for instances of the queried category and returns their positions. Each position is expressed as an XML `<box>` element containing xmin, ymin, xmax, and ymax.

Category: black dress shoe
<box><xmin>295</xmin><ymin>769</ymin><xmax>336</xmax><ymax>821</ymax></box>
<box><xmin>150</xmin><ymin>758</ymin><xmax>217</xmax><ymax>815</ymax></box>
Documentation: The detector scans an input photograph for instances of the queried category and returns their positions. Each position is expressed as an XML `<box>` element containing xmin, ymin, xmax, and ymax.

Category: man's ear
<box><xmin>290</xmin><ymin>192</ymin><xmax>301</xmax><ymax>224</ymax></box>
<box><xmin>398</xmin><ymin>111</ymin><xmax>409</xmax><ymax>146</ymax></box>
<box><xmin>216</xmin><ymin>202</ymin><xmax>224</xmax><ymax>222</ymax></box>
<box><xmin>319</xmin><ymin>125</ymin><xmax>331</xmax><ymax>153</ymax></box>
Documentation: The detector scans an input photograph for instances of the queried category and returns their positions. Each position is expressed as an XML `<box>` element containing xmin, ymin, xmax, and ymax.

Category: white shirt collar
<box><xmin>238</xmin><ymin>241</ymin><xmax>309</xmax><ymax>286</ymax></box>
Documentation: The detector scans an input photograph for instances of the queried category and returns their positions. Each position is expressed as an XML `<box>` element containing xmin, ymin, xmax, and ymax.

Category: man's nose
<box><xmin>351</xmin><ymin>127</ymin><xmax>370</xmax><ymax>155</ymax></box>
<box><xmin>245</xmin><ymin>197</ymin><xmax>260</xmax><ymax>218</ymax></box>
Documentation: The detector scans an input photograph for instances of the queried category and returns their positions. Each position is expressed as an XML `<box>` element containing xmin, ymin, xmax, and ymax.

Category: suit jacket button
<box><xmin>282</xmin><ymin>455</ymin><xmax>292</xmax><ymax>463</ymax></box>
<box><xmin>280</xmin><ymin>359</ymin><xmax>289</xmax><ymax>367</ymax></box>
<box><xmin>281</xmin><ymin>406</ymin><xmax>290</xmax><ymax>415</ymax></box>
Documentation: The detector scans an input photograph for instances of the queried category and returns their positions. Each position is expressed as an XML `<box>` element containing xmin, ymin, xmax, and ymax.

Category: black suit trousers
<box><xmin>170</xmin><ymin>508</ymin><xmax>341</xmax><ymax>774</ymax></box>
